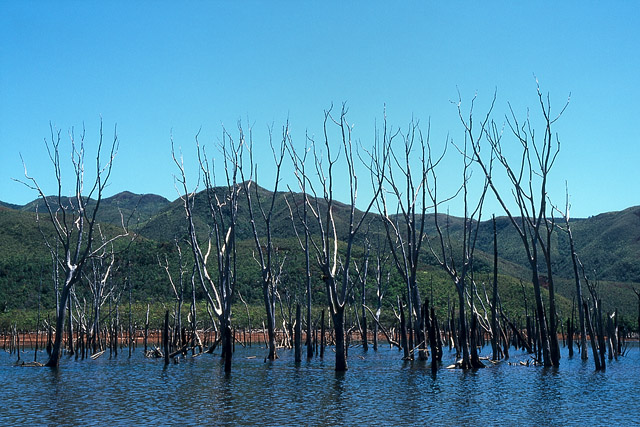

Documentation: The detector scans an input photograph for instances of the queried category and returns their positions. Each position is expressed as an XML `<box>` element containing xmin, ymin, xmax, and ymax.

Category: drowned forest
<box><xmin>2</xmin><ymin>88</ymin><xmax>640</xmax><ymax>374</ymax></box>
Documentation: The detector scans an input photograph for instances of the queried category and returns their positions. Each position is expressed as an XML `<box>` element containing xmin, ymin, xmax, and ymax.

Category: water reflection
<box><xmin>1</xmin><ymin>345</ymin><xmax>639</xmax><ymax>425</ymax></box>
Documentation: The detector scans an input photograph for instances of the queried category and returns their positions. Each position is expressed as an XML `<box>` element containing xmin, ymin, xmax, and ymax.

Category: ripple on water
<box><xmin>1</xmin><ymin>345</ymin><xmax>639</xmax><ymax>426</ymax></box>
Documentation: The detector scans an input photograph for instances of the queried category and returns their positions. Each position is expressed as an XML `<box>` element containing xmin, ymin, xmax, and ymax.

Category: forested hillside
<box><xmin>1</xmin><ymin>187</ymin><xmax>638</xmax><ymax>326</ymax></box>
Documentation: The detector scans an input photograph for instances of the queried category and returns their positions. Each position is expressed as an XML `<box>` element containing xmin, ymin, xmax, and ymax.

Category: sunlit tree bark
<box><xmin>371</xmin><ymin>117</ymin><xmax>436</xmax><ymax>361</ymax></box>
<box><xmin>291</xmin><ymin>105</ymin><xmax>380</xmax><ymax>371</ymax></box>
<box><xmin>467</xmin><ymin>82</ymin><xmax>568</xmax><ymax>367</ymax></box>
<box><xmin>240</xmin><ymin>122</ymin><xmax>288</xmax><ymax>361</ymax></box>
<box><xmin>172</xmin><ymin>128</ymin><xmax>240</xmax><ymax>372</ymax></box>
<box><xmin>428</xmin><ymin>123</ymin><xmax>489</xmax><ymax>370</ymax></box>
<box><xmin>286</xmin><ymin>133</ymin><xmax>314</xmax><ymax>359</ymax></box>
<box><xmin>20</xmin><ymin>121</ymin><xmax>127</xmax><ymax>367</ymax></box>
<box><xmin>554</xmin><ymin>188</ymin><xmax>588</xmax><ymax>360</ymax></box>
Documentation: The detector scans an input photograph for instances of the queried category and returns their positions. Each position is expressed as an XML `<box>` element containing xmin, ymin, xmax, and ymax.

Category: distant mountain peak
<box><xmin>105</xmin><ymin>191</ymin><xmax>170</xmax><ymax>205</ymax></box>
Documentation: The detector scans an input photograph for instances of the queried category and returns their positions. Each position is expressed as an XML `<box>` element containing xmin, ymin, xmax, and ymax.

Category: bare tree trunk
<box><xmin>222</xmin><ymin>321</ymin><xmax>232</xmax><ymax>373</ymax></box>
<box><xmin>567</xmin><ymin>312</ymin><xmax>574</xmax><ymax>358</ymax></box>
<box><xmin>67</xmin><ymin>289</ymin><xmax>74</xmax><ymax>356</ymax></box>
<box><xmin>320</xmin><ymin>309</ymin><xmax>325</xmax><ymax>359</ymax></box>
<box><xmin>498</xmin><ymin>310</ymin><xmax>509</xmax><ymax>359</ymax></box>
<box><xmin>531</xmin><ymin>258</ymin><xmax>552</xmax><ymax>367</ymax></box>
<box><xmin>399</xmin><ymin>297</ymin><xmax>409</xmax><ymax>360</ymax></box>
<box><xmin>542</xmin><ymin>244</ymin><xmax>560</xmax><ymax>365</ymax></box>
<box><xmin>34</xmin><ymin>268</ymin><xmax>43</xmax><ymax>362</ymax></box>
<box><xmin>607</xmin><ymin>312</ymin><xmax>617</xmax><ymax>361</ymax></box>
<box><xmin>264</xmin><ymin>289</ymin><xmax>278</xmax><ymax>360</ymax></box>
<box><xmin>113</xmin><ymin>304</ymin><xmax>119</xmax><ymax>358</ymax></box>
<box><xmin>46</xmin><ymin>318</ymin><xmax>52</xmax><ymax>357</ymax></box>
<box><xmin>295</xmin><ymin>303</ymin><xmax>302</xmax><ymax>363</ymax></box>
<box><xmin>144</xmin><ymin>304</ymin><xmax>150</xmax><ymax>354</ymax></box>
<box><xmin>634</xmin><ymin>289</ymin><xmax>640</xmax><ymax>348</ymax></box>
<box><xmin>306</xmin><ymin>240</ymin><xmax>313</xmax><ymax>360</ymax></box>
<box><xmin>128</xmin><ymin>277</ymin><xmax>133</xmax><ymax>358</ymax></box>
<box><xmin>46</xmin><ymin>278</ymin><xmax>72</xmax><ymax>367</ymax></box>
<box><xmin>584</xmin><ymin>301</ymin><xmax>602</xmax><ymax>370</ymax></box>
<box><xmin>163</xmin><ymin>310</ymin><xmax>170</xmax><ymax>366</ymax></box>
<box><xmin>333</xmin><ymin>305</ymin><xmax>347</xmax><ymax>371</ymax></box>
<box><xmin>425</xmin><ymin>299</ymin><xmax>437</xmax><ymax>371</ymax></box>
<box><xmin>457</xmin><ymin>288</ymin><xmax>471</xmax><ymax>369</ymax></box>
<box><xmin>491</xmin><ymin>215</ymin><xmax>499</xmax><ymax>361</ymax></box>
<box><xmin>596</xmin><ymin>299</ymin><xmax>606</xmax><ymax>370</ymax></box>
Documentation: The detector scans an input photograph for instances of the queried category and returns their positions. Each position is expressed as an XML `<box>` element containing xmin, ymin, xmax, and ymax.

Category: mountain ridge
<box><xmin>1</xmin><ymin>189</ymin><xmax>638</xmax><ymax>284</ymax></box>
<box><xmin>1</xmin><ymin>188</ymin><xmax>638</xmax><ymax>321</ymax></box>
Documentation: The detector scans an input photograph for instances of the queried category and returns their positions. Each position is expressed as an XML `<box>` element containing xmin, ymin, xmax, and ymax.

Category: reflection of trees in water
<box><xmin>1</xmin><ymin>347</ymin><xmax>639</xmax><ymax>425</ymax></box>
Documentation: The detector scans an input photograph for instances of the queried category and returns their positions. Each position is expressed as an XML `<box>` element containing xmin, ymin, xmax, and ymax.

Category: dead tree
<box><xmin>371</xmin><ymin>235</ymin><xmax>390</xmax><ymax>351</ymax></box>
<box><xmin>159</xmin><ymin>239</ymin><xmax>186</xmax><ymax>348</ymax></box>
<box><xmin>353</xmin><ymin>237</ymin><xmax>371</xmax><ymax>351</ymax></box>
<box><xmin>294</xmin><ymin>303</ymin><xmax>302</xmax><ymax>362</ymax></box>
<box><xmin>86</xmin><ymin>248</ymin><xmax>118</xmax><ymax>353</ymax></box>
<box><xmin>554</xmin><ymin>188</ymin><xmax>588</xmax><ymax>360</ymax></box>
<box><xmin>291</xmin><ymin>105</ymin><xmax>380</xmax><ymax>371</ymax></box>
<box><xmin>583</xmin><ymin>300</ymin><xmax>601</xmax><ymax>370</ymax></box>
<box><xmin>634</xmin><ymin>288</ymin><xmax>640</xmax><ymax>345</ymax></box>
<box><xmin>540</xmin><ymin>211</ymin><xmax>561</xmax><ymax>365</ymax></box>
<box><xmin>286</xmin><ymin>133</ymin><xmax>315</xmax><ymax>359</ymax></box>
<box><xmin>240</xmin><ymin>122</ymin><xmax>288</xmax><ymax>361</ymax></box>
<box><xmin>429</xmin><ymin>126</ymin><xmax>489</xmax><ymax>370</ymax></box>
<box><xmin>372</xmin><ymin>117</ymin><xmax>438</xmax><ymax>361</ymax></box>
<box><xmin>468</xmin><ymin>83</ymin><xmax>568</xmax><ymax>367</ymax></box>
<box><xmin>19</xmin><ymin>122</ymin><xmax>127</xmax><ymax>367</ymax></box>
<box><xmin>581</xmin><ymin>263</ymin><xmax>606</xmax><ymax>370</ymax></box>
<box><xmin>163</xmin><ymin>310</ymin><xmax>170</xmax><ymax>366</ymax></box>
<box><xmin>172</xmin><ymin>128</ymin><xmax>240</xmax><ymax>373</ymax></box>
<box><xmin>491</xmin><ymin>215</ymin><xmax>500</xmax><ymax>361</ymax></box>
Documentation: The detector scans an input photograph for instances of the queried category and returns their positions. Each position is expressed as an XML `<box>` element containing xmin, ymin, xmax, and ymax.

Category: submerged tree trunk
<box><xmin>144</xmin><ymin>304</ymin><xmax>150</xmax><ymax>354</ymax></box>
<box><xmin>67</xmin><ymin>293</ymin><xmax>74</xmax><ymax>356</ymax></box>
<box><xmin>264</xmin><ymin>289</ymin><xmax>278</xmax><ymax>361</ymax></box>
<box><xmin>425</xmin><ymin>299</ymin><xmax>440</xmax><ymax>371</ymax></box>
<box><xmin>457</xmin><ymin>286</ymin><xmax>471</xmax><ymax>369</ymax></box>
<box><xmin>46</xmin><ymin>279</ymin><xmax>73</xmax><ymax>368</ymax></box>
<box><xmin>163</xmin><ymin>310</ymin><xmax>170</xmax><ymax>366</ymax></box>
<box><xmin>469</xmin><ymin>312</ymin><xmax>484</xmax><ymax>369</ymax></box>
<box><xmin>544</xmin><ymin>255</ymin><xmax>560</xmax><ymax>366</ymax></box>
<box><xmin>332</xmin><ymin>306</ymin><xmax>347</xmax><ymax>371</ymax></box>
<box><xmin>564</xmin><ymin>206</ymin><xmax>588</xmax><ymax>360</ymax></box>
<box><xmin>295</xmin><ymin>303</ymin><xmax>302</xmax><ymax>363</ymax></box>
<box><xmin>361</xmin><ymin>280</ymin><xmax>369</xmax><ymax>352</ymax></box>
<box><xmin>584</xmin><ymin>301</ymin><xmax>602</xmax><ymax>371</ymax></box>
<box><xmin>320</xmin><ymin>309</ymin><xmax>326</xmax><ymax>359</ymax></box>
<box><xmin>46</xmin><ymin>318</ymin><xmax>52</xmax><ymax>357</ymax></box>
<box><xmin>491</xmin><ymin>216</ymin><xmax>500</xmax><ymax>361</ymax></box>
<box><xmin>531</xmin><ymin>263</ymin><xmax>552</xmax><ymax>367</ymax></box>
<box><xmin>222</xmin><ymin>319</ymin><xmax>233</xmax><ymax>373</ymax></box>
<box><xmin>399</xmin><ymin>297</ymin><xmax>410</xmax><ymax>360</ymax></box>
<box><xmin>596</xmin><ymin>300</ymin><xmax>606</xmax><ymax>370</ymax></box>
<box><xmin>306</xmin><ymin>252</ymin><xmax>313</xmax><ymax>360</ymax></box>
<box><xmin>634</xmin><ymin>289</ymin><xmax>640</xmax><ymax>348</ymax></box>
<box><xmin>567</xmin><ymin>314</ymin><xmax>574</xmax><ymax>358</ymax></box>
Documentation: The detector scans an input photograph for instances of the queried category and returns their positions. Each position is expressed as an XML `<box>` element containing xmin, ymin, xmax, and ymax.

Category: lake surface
<box><xmin>1</xmin><ymin>343</ymin><xmax>639</xmax><ymax>426</ymax></box>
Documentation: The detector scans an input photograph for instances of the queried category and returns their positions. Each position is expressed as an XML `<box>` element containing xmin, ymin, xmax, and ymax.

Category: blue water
<box><xmin>1</xmin><ymin>344</ymin><xmax>639</xmax><ymax>426</ymax></box>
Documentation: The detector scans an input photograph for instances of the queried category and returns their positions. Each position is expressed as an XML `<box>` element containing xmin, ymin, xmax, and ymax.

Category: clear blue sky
<box><xmin>1</xmin><ymin>1</ymin><xmax>638</xmax><ymax>218</ymax></box>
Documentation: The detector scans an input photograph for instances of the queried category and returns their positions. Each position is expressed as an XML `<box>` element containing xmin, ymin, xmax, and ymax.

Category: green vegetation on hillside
<box><xmin>1</xmin><ymin>191</ymin><xmax>638</xmax><ymax>331</ymax></box>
